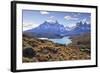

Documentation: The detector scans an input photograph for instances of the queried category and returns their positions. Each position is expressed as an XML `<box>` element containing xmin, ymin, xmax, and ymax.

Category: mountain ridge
<box><xmin>23</xmin><ymin>20</ymin><xmax>90</xmax><ymax>38</ymax></box>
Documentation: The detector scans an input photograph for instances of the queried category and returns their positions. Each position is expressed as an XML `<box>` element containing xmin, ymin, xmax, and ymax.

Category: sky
<box><xmin>22</xmin><ymin>10</ymin><xmax>91</xmax><ymax>31</ymax></box>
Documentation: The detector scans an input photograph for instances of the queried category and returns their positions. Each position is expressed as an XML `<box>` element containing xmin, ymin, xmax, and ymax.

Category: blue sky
<box><xmin>22</xmin><ymin>10</ymin><xmax>91</xmax><ymax>31</ymax></box>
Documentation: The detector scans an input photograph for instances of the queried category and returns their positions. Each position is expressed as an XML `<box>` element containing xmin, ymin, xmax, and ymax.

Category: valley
<box><xmin>22</xmin><ymin>20</ymin><xmax>91</xmax><ymax>63</ymax></box>
<box><xmin>22</xmin><ymin>33</ymin><xmax>91</xmax><ymax>63</ymax></box>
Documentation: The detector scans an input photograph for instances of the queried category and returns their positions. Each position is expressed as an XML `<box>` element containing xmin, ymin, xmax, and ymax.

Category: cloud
<box><xmin>49</xmin><ymin>16</ymin><xmax>55</xmax><ymax>19</ymax></box>
<box><xmin>66</xmin><ymin>24</ymin><xmax>76</xmax><ymax>27</ymax></box>
<box><xmin>46</xmin><ymin>17</ymin><xmax>56</xmax><ymax>23</ymax></box>
<box><xmin>46</xmin><ymin>19</ymin><xmax>53</xmax><ymax>22</ymax></box>
<box><xmin>64</xmin><ymin>16</ymin><xmax>78</xmax><ymax>20</ymax></box>
<box><xmin>82</xmin><ymin>18</ymin><xmax>89</xmax><ymax>23</ymax></box>
<box><xmin>40</xmin><ymin>11</ymin><xmax>49</xmax><ymax>15</ymax></box>
<box><xmin>48</xmin><ymin>16</ymin><xmax>55</xmax><ymax>20</ymax></box>
<box><xmin>86</xmin><ymin>21</ymin><xmax>90</xmax><ymax>24</ymax></box>
<box><xmin>46</xmin><ymin>16</ymin><xmax>56</xmax><ymax>23</ymax></box>
<box><xmin>81</xmin><ymin>18</ymin><xmax>90</xmax><ymax>24</ymax></box>
<box><xmin>23</xmin><ymin>24</ymin><xmax>33</xmax><ymax>27</ymax></box>
<box><xmin>82</xmin><ymin>18</ymin><xmax>87</xmax><ymax>23</ymax></box>
<box><xmin>23</xmin><ymin>23</ymin><xmax>39</xmax><ymax>31</ymax></box>
<box><xmin>73</xmin><ymin>13</ymin><xmax>81</xmax><ymax>17</ymax></box>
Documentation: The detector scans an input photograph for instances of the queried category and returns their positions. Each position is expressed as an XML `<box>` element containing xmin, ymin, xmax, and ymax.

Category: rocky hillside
<box><xmin>69</xmin><ymin>33</ymin><xmax>91</xmax><ymax>53</ymax></box>
<box><xmin>22</xmin><ymin>34</ymin><xmax>90</xmax><ymax>63</ymax></box>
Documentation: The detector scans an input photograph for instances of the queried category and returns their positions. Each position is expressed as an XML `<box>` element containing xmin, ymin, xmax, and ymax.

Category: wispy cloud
<box><xmin>64</xmin><ymin>16</ymin><xmax>78</xmax><ymax>20</ymax></box>
<box><xmin>46</xmin><ymin>19</ymin><xmax>55</xmax><ymax>23</ymax></box>
<box><xmin>82</xmin><ymin>18</ymin><xmax>87</xmax><ymax>23</ymax></box>
<box><xmin>81</xmin><ymin>18</ymin><xmax>90</xmax><ymax>24</ymax></box>
<box><xmin>46</xmin><ymin>16</ymin><xmax>56</xmax><ymax>23</ymax></box>
<box><xmin>40</xmin><ymin>11</ymin><xmax>49</xmax><ymax>15</ymax></box>
<box><xmin>49</xmin><ymin>16</ymin><xmax>55</xmax><ymax>19</ymax></box>
<box><xmin>23</xmin><ymin>23</ymin><xmax>39</xmax><ymax>31</ymax></box>
<box><xmin>66</xmin><ymin>24</ymin><xmax>76</xmax><ymax>27</ymax></box>
<box><xmin>23</xmin><ymin>24</ymin><xmax>33</xmax><ymax>27</ymax></box>
<box><xmin>72</xmin><ymin>13</ymin><xmax>81</xmax><ymax>17</ymax></box>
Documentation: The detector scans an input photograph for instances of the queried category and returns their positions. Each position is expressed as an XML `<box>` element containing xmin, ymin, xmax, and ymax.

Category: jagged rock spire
<box><xmin>55</xmin><ymin>20</ymin><xmax>58</xmax><ymax>24</ymax></box>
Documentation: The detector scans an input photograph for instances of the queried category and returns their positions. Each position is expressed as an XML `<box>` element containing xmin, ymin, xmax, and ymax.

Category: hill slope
<box><xmin>22</xmin><ymin>33</ymin><xmax>90</xmax><ymax>63</ymax></box>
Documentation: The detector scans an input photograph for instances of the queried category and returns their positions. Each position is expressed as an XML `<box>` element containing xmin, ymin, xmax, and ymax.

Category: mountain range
<box><xmin>65</xmin><ymin>21</ymin><xmax>90</xmax><ymax>36</ymax></box>
<box><xmin>23</xmin><ymin>20</ymin><xmax>90</xmax><ymax>38</ymax></box>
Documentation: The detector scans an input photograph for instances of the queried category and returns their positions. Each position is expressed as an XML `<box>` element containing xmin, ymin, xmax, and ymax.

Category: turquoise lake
<box><xmin>49</xmin><ymin>37</ymin><xmax>72</xmax><ymax>45</ymax></box>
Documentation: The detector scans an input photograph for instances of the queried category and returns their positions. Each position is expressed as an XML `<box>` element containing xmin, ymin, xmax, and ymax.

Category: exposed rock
<box><xmin>23</xmin><ymin>48</ymin><xmax>36</xmax><ymax>58</ymax></box>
